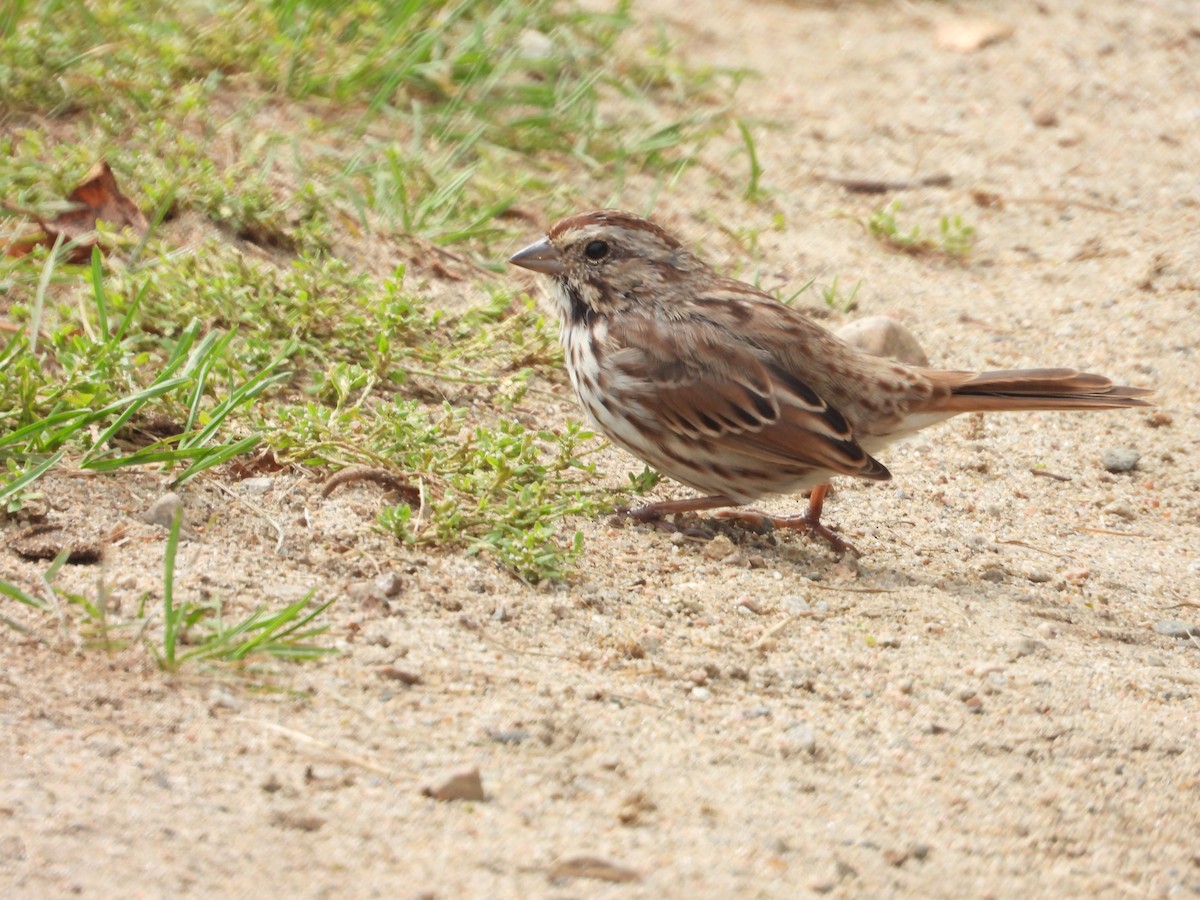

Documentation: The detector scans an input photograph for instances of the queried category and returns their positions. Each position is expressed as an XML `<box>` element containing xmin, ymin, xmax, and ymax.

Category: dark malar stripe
<box><xmin>562</xmin><ymin>280</ymin><xmax>594</xmax><ymax>326</ymax></box>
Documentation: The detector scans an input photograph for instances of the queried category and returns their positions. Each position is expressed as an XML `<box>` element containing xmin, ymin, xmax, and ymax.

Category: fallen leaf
<box><xmin>4</xmin><ymin>160</ymin><xmax>147</xmax><ymax>261</ymax></box>
<box><xmin>935</xmin><ymin>18</ymin><xmax>1014</xmax><ymax>53</ymax></box>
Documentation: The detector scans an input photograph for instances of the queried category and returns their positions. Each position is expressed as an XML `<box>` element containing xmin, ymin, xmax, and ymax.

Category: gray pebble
<box><xmin>1101</xmin><ymin>447</ymin><xmax>1140</xmax><ymax>473</ymax></box>
<box><xmin>1153</xmin><ymin>620</ymin><xmax>1200</xmax><ymax>639</ymax></box>
<box><xmin>374</xmin><ymin>572</ymin><xmax>403</xmax><ymax>598</ymax></box>
<box><xmin>784</xmin><ymin>594</ymin><xmax>811</xmax><ymax>614</ymax></box>
<box><xmin>239</xmin><ymin>477</ymin><xmax>273</xmax><ymax>494</ymax></box>
<box><xmin>141</xmin><ymin>492</ymin><xmax>183</xmax><ymax>528</ymax></box>
<box><xmin>1006</xmin><ymin>636</ymin><xmax>1046</xmax><ymax>660</ymax></box>
<box><xmin>487</xmin><ymin>728</ymin><xmax>530</xmax><ymax>745</ymax></box>
<box><xmin>782</xmin><ymin>723</ymin><xmax>817</xmax><ymax>757</ymax></box>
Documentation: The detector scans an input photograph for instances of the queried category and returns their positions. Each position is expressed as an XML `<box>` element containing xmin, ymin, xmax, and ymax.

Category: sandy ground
<box><xmin>3</xmin><ymin>1</ymin><xmax>1199</xmax><ymax>896</ymax></box>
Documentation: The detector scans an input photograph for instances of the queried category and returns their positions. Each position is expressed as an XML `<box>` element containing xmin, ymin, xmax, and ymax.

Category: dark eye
<box><xmin>584</xmin><ymin>240</ymin><xmax>609</xmax><ymax>261</ymax></box>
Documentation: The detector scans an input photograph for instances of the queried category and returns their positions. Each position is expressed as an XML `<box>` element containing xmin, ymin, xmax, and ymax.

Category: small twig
<box><xmin>1030</xmin><ymin>468</ymin><xmax>1072</xmax><ymax>482</ymax></box>
<box><xmin>320</xmin><ymin>466</ymin><xmax>419</xmax><ymax>504</ymax></box>
<box><xmin>819</xmin><ymin>173</ymin><xmax>952</xmax><ymax>194</ymax></box>
<box><xmin>234</xmin><ymin>717</ymin><xmax>404</xmax><ymax>778</ymax></box>
<box><xmin>0</xmin><ymin>612</ymin><xmax>48</xmax><ymax>643</ymax></box>
<box><xmin>211</xmin><ymin>481</ymin><xmax>287</xmax><ymax>556</ymax></box>
<box><xmin>994</xmin><ymin>539</ymin><xmax>1067</xmax><ymax>559</ymax></box>
<box><xmin>1077</xmin><ymin>527</ymin><xmax>1152</xmax><ymax>538</ymax></box>
<box><xmin>806</xmin><ymin>582</ymin><xmax>897</xmax><ymax>594</ymax></box>
<box><xmin>1157</xmin><ymin>599</ymin><xmax>1200</xmax><ymax>611</ymax></box>
<box><xmin>752</xmin><ymin>612</ymin><xmax>807</xmax><ymax>649</ymax></box>
<box><xmin>475</xmin><ymin>629</ymin><xmax>575</xmax><ymax>661</ymax></box>
<box><xmin>1007</xmin><ymin>196</ymin><xmax>1120</xmax><ymax>215</ymax></box>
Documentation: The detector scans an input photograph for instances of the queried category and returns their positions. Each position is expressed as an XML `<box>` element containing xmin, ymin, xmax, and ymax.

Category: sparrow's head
<box><xmin>509</xmin><ymin>209</ymin><xmax>704</xmax><ymax>322</ymax></box>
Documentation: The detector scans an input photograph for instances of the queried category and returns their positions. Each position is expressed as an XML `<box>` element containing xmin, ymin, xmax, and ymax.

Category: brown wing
<box><xmin>606</xmin><ymin>310</ymin><xmax>891</xmax><ymax>482</ymax></box>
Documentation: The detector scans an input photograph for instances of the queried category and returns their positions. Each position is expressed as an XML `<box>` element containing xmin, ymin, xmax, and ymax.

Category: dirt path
<box><xmin>3</xmin><ymin>1</ymin><xmax>1198</xmax><ymax>896</ymax></box>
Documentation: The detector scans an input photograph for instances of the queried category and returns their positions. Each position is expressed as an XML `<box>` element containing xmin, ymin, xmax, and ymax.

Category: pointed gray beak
<box><xmin>509</xmin><ymin>237</ymin><xmax>564</xmax><ymax>276</ymax></box>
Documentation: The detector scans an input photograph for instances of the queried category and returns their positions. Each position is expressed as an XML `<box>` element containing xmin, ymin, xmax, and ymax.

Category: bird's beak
<box><xmin>509</xmin><ymin>237</ymin><xmax>564</xmax><ymax>276</ymax></box>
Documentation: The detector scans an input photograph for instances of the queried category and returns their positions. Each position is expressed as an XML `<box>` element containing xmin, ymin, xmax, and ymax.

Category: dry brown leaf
<box><xmin>935</xmin><ymin>18</ymin><xmax>1014</xmax><ymax>53</ymax></box>
<box><xmin>3</xmin><ymin>160</ymin><xmax>148</xmax><ymax>262</ymax></box>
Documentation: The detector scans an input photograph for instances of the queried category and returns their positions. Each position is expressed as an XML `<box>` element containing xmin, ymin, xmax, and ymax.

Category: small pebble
<box><xmin>374</xmin><ymin>572</ymin><xmax>403</xmax><ymax>598</ymax></box>
<box><xmin>1101</xmin><ymin>447</ymin><xmax>1140</xmax><ymax>473</ymax></box>
<box><xmin>1102</xmin><ymin>500</ymin><xmax>1135</xmax><ymax>519</ymax></box>
<box><xmin>207</xmin><ymin>688</ymin><xmax>240</xmax><ymax>712</ymax></box>
<box><xmin>487</xmin><ymin>728</ymin><xmax>530</xmax><ymax>745</ymax></box>
<box><xmin>141</xmin><ymin>492</ymin><xmax>183</xmax><ymax>528</ymax></box>
<box><xmin>970</xmin><ymin>661</ymin><xmax>1007</xmax><ymax>676</ymax></box>
<box><xmin>423</xmin><ymin>767</ymin><xmax>486</xmax><ymax>802</ymax></box>
<box><xmin>836</xmin><ymin>316</ymin><xmax>930</xmax><ymax>367</ymax></box>
<box><xmin>1031</xmin><ymin>106</ymin><xmax>1059</xmax><ymax>127</ymax></box>
<box><xmin>239</xmin><ymin>477</ymin><xmax>273</xmax><ymax>494</ymax></box>
<box><xmin>784</xmin><ymin>594</ymin><xmax>811</xmax><ymax>614</ymax></box>
<box><xmin>515</xmin><ymin>28</ymin><xmax>553</xmax><ymax>61</ymax></box>
<box><xmin>782</xmin><ymin>723</ymin><xmax>817</xmax><ymax>757</ymax></box>
<box><xmin>1007</xmin><ymin>637</ymin><xmax>1046</xmax><ymax>660</ymax></box>
<box><xmin>691</xmin><ymin>687</ymin><xmax>711</xmax><ymax>701</ymax></box>
<box><xmin>702</xmin><ymin>534</ymin><xmax>737</xmax><ymax>560</ymax></box>
<box><xmin>1153</xmin><ymin>620</ymin><xmax>1200</xmax><ymax>639</ymax></box>
<box><xmin>877</xmin><ymin>635</ymin><xmax>901</xmax><ymax>649</ymax></box>
<box><xmin>378</xmin><ymin>666</ymin><xmax>422</xmax><ymax>685</ymax></box>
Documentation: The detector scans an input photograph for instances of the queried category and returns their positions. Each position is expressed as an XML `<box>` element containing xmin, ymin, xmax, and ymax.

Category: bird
<box><xmin>509</xmin><ymin>209</ymin><xmax>1152</xmax><ymax>553</ymax></box>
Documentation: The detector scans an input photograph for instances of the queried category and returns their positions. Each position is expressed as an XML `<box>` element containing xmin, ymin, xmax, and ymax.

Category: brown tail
<box><xmin>924</xmin><ymin>367</ymin><xmax>1153</xmax><ymax>413</ymax></box>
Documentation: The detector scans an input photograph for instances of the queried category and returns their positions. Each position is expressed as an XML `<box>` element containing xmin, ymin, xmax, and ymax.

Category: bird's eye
<box><xmin>584</xmin><ymin>240</ymin><xmax>609</xmax><ymax>261</ymax></box>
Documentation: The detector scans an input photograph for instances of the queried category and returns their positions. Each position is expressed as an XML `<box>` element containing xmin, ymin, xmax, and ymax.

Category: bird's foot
<box><xmin>713</xmin><ymin>484</ymin><xmax>859</xmax><ymax>556</ymax></box>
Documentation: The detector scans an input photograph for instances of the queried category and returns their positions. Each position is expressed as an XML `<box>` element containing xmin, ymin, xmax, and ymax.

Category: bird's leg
<box><xmin>715</xmin><ymin>484</ymin><xmax>859</xmax><ymax>556</ymax></box>
<box><xmin>617</xmin><ymin>495</ymin><xmax>738</xmax><ymax>533</ymax></box>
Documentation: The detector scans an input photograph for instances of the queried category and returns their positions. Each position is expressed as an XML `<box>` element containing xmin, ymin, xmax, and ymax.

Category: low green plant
<box><xmin>865</xmin><ymin>202</ymin><xmax>975</xmax><ymax>258</ymax></box>
<box><xmin>158</xmin><ymin>509</ymin><xmax>333</xmax><ymax>671</ymax></box>
<box><xmin>0</xmin><ymin>512</ymin><xmax>334</xmax><ymax>668</ymax></box>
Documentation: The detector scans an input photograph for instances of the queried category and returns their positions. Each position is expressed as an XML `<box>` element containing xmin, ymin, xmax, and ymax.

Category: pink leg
<box><xmin>623</xmin><ymin>495</ymin><xmax>739</xmax><ymax>520</ymax></box>
<box><xmin>623</xmin><ymin>486</ymin><xmax>857</xmax><ymax>555</ymax></box>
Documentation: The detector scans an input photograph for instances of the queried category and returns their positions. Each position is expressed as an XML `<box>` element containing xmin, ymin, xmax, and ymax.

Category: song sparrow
<box><xmin>510</xmin><ymin>210</ymin><xmax>1151</xmax><ymax>553</ymax></box>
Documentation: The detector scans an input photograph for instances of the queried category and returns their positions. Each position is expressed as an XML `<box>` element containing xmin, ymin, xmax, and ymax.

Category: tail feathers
<box><xmin>923</xmin><ymin>367</ymin><xmax>1153</xmax><ymax>413</ymax></box>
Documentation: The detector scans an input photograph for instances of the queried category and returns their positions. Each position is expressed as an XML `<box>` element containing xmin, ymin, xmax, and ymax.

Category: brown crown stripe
<box><xmin>549</xmin><ymin>210</ymin><xmax>681</xmax><ymax>248</ymax></box>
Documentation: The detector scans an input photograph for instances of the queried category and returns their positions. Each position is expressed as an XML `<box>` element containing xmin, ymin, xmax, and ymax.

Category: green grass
<box><xmin>865</xmin><ymin>202</ymin><xmax>976</xmax><ymax>259</ymax></box>
<box><xmin>1</xmin><ymin>0</ymin><xmax>740</xmax><ymax>588</ymax></box>
<box><xmin>0</xmin><ymin>513</ymin><xmax>334</xmax><ymax>669</ymax></box>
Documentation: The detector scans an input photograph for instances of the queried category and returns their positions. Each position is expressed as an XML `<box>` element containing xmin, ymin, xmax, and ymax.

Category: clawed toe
<box><xmin>715</xmin><ymin>508</ymin><xmax>858</xmax><ymax>556</ymax></box>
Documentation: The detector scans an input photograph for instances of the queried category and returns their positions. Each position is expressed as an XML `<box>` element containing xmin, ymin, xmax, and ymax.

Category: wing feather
<box><xmin>608</xmin><ymin>313</ymin><xmax>891</xmax><ymax>482</ymax></box>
